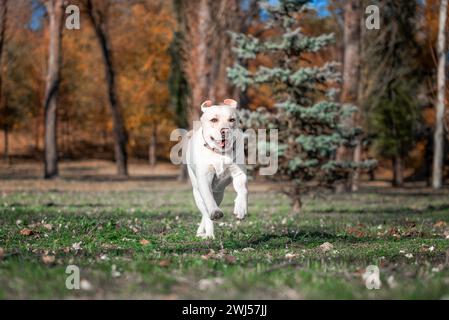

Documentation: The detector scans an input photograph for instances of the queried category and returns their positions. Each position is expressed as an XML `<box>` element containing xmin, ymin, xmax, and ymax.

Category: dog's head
<box><xmin>200</xmin><ymin>99</ymin><xmax>239</xmax><ymax>152</ymax></box>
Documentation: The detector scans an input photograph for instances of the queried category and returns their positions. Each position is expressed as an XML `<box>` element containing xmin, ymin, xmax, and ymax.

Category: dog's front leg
<box><xmin>197</xmin><ymin>169</ymin><xmax>223</xmax><ymax>222</ymax></box>
<box><xmin>231</xmin><ymin>165</ymin><xmax>248</xmax><ymax>220</ymax></box>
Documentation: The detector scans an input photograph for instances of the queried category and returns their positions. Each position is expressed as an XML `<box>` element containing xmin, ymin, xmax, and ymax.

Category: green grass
<box><xmin>1</xmin><ymin>181</ymin><xmax>449</xmax><ymax>299</ymax></box>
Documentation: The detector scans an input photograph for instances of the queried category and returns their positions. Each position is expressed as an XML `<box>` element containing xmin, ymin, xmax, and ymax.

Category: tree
<box><xmin>335</xmin><ymin>0</ymin><xmax>362</xmax><ymax>192</ymax></box>
<box><xmin>363</xmin><ymin>0</ymin><xmax>421</xmax><ymax>187</ymax></box>
<box><xmin>0</xmin><ymin>0</ymin><xmax>8</xmax><ymax>160</ymax></box>
<box><xmin>228</xmin><ymin>0</ymin><xmax>369</xmax><ymax>212</ymax></box>
<box><xmin>85</xmin><ymin>0</ymin><xmax>128</xmax><ymax>176</ymax></box>
<box><xmin>43</xmin><ymin>0</ymin><xmax>63</xmax><ymax>178</ymax></box>
<box><xmin>432</xmin><ymin>0</ymin><xmax>447</xmax><ymax>189</ymax></box>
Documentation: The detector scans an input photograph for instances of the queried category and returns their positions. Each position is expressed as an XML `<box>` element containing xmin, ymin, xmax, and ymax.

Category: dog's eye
<box><xmin>210</xmin><ymin>118</ymin><xmax>218</xmax><ymax>123</ymax></box>
<box><xmin>229</xmin><ymin>118</ymin><xmax>236</xmax><ymax>123</ymax></box>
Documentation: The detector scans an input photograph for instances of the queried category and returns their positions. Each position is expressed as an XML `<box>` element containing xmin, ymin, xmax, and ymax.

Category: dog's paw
<box><xmin>197</xmin><ymin>232</ymin><xmax>215</xmax><ymax>240</ymax></box>
<box><xmin>233</xmin><ymin>201</ymin><xmax>247</xmax><ymax>220</ymax></box>
<box><xmin>234</xmin><ymin>206</ymin><xmax>247</xmax><ymax>220</ymax></box>
<box><xmin>210</xmin><ymin>209</ymin><xmax>224</xmax><ymax>221</ymax></box>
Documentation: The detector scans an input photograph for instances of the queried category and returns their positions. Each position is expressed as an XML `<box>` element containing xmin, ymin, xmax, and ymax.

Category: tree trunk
<box><xmin>3</xmin><ymin>128</ymin><xmax>7</xmax><ymax>161</ymax></box>
<box><xmin>149</xmin><ymin>125</ymin><xmax>157</xmax><ymax>166</ymax></box>
<box><xmin>43</xmin><ymin>0</ymin><xmax>63</xmax><ymax>179</ymax></box>
<box><xmin>392</xmin><ymin>156</ymin><xmax>404</xmax><ymax>187</ymax></box>
<box><xmin>433</xmin><ymin>0</ymin><xmax>448</xmax><ymax>189</ymax></box>
<box><xmin>0</xmin><ymin>0</ymin><xmax>8</xmax><ymax>162</ymax></box>
<box><xmin>292</xmin><ymin>197</ymin><xmax>302</xmax><ymax>214</ymax></box>
<box><xmin>336</xmin><ymin>0</ymin><xmax>361</xmax><ymax>193</ymax></box>
<box><xmin>351</xmin><ymin>142</ymin><xmax>362</xmax><ymax>191</ymax></box>
<box><xmin>86</xmin><ymin>0</ymin><xmax>128</xmax><ymax>176</ymax></box>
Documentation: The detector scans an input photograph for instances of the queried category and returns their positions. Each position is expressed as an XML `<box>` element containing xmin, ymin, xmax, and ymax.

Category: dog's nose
<box><xmin>220</xmin><ymin>128</ymin><xmax>229</xmax><ymax>136</ymax></box>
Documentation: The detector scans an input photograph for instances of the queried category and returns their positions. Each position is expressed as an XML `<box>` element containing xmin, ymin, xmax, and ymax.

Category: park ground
<box><xmin>1</xmin><ymin>160</ymin><xmax>449</xmax><ymax>299</ymax></box>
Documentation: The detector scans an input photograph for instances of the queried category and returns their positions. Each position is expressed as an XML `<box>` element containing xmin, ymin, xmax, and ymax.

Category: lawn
<box><xmin>1</xmin><ymin>161</ymin><xmax>449</xmax><ymax>299</ymax></box>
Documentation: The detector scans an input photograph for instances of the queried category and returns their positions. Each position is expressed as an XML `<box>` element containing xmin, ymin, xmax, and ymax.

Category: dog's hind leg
<box><xmin>193</xmin><ymin>188</ymin><xmax>215</xmax><ymax>239</ymax></box>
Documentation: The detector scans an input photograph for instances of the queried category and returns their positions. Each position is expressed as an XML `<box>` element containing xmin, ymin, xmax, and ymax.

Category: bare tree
<box><xmin>85</xmin><ymin>0</ymin><xmax>128</xmax><ymax>176</ymax></box>
<box><xmin>433</xmin><ymin>0</ymin><xmax>448</xmax><ymax>189</ymax></box>
<box><xmin>43</xmin><ymin>0</ymin><xmax>64</xmax><ymax>178</ymax></box>
<box><xmin>149</xmin><ymin>124</ymin><xmax>157</xmax><ymax>166</ymax></box>
<box><xmin>336</xmin><ymin>0</ymin><xmax>361</xmax><ymax>192</ymax></box>
<box><xmin>0</xmin><ymin>0</ymin><xmax>7</xmax><ymax>160</ymax></box>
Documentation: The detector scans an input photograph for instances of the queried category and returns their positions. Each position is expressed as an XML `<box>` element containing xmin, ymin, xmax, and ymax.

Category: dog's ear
<box><xmin>201</xmin><ymin>100</ymin><xmax>213</xmax><ymax>112</ymax></box>
<box><xmin>223</xmin><ymin>99</ymin><xmax>238</xmax><ymax>108</ymax></box>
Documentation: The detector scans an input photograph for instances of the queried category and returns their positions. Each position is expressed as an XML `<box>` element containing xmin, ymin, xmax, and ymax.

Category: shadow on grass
<box><xmin>0</xmin><ymin>174</ymin><xmax>178</xmax><ymax>182</ymax></box>
<box><xmin>311</xmin><ymin>203</ymin><xmax>449</xmax><ymax>215</ymax></box>
<box><xmin>158</xmin><ymin>229</ymin><xmax>370</xmax><ymax>255</ymax></box>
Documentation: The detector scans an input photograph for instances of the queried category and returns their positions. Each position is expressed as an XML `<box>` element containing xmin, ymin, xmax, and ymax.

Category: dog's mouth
<box><xmin>211</xmin><ymin>136</ymin><xmax>228</xmax><ymax>149</ymax></box>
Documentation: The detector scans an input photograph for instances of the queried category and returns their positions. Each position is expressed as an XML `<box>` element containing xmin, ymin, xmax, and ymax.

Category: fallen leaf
<box><xmin>139</xmin><ymin>239</ymin><xmax>150</xmax><ymax>246</ymax></box>
<box><xmin>346</xmin><ymin>227</ymin><xmax>366</xmax><ymax>238</ymax></box>
<box><xmin>224</xmin><ymin>255</ymin><xmax>237</xmax><ymax>264</ymax></box>
<box><xmin>387</xmin><ymin>227</ymin><xmax>401</xmax><ymax>239</ymax></box>
<box><xmin>43</xmin><ymin>224</ymin><xmax>53</xmax><ymax>230</ymax></box>
<box><xmin>320</xmin><ymin>242</ymin><xmax>334</xmax><ymax>253</ymax></box>
<box><xmin>434</xmin><ymin>221</ymin><xmax>447</xmax><ymax>228</ymax></box>
<box><xmin>242</xmin><ymin>247</ymin><xmax>255</xmax><ymax>252</ymax></box>
<box><xmin>285</xmin><ymin>252</ymin><xmax>298</xmax><ymax>260</ymax></box>
<box><xmin>201</xmin><ymin>249</ymin><xmax>216</xmax><ymax>260</ymax></box>
<box><xmin>20</xmin><ymin>228</ymin><xmax>33</xmax><ymax>236</ymax></box>
<box><xmin>72</xmin><ymin>242</ymin><xmax>82</xmax><ymax>251</ymax></box>
<box><xmin>159</xmin><ymin>259</ymin><xmax>171</xmax><ymax>267</ymax></box>
<box><xmin>42</xmin><ymin>255</ymin><xmax>55</xmax><ymax>264</ymax></box>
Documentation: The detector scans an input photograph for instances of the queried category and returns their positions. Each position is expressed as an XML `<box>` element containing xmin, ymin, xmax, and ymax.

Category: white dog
<box><xmin>185</xmin><ymin>99</ymin><xmax>248</xmax><ymax>239</ymax></box>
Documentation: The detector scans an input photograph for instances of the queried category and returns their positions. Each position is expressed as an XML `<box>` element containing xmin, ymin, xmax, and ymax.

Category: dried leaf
<box><xmin>139</xmin><ymin>239</ymin><xmax>150</xmax><ymax>246</ymax></box>
<box><xmin>20</xmin><ymin>228</ymin><xmax>33</xmax><ymax>236</ymax></box>
<box><xmin>72</xmin><ymin>242</ymin><xmax>82</xmax><ymax>251</ymax></box>
<box><xmin>285</xmin><ymin>252</ymin><xmax>298</xmax><ymax>260</ymax></box>
<box><xmin>225</xmin><ymin>255</ymin><xmax>237</xmax><ymax>264</ymax></box>
<box><xmin>434</xmin><ymin>221</ymin><xmax>447</xmax><ymax>228</ymax></box>
<box><xmin>201</xmin><ymin>249</ymin><xmax>216</xmax><ymax>260</ymax></box>
<box><xmin>42</xmin><ymin>255</ymin><xmax>55</xmax><ymax>264</ymax></box>
<box><xmin>159</xmin><ymin>259</ymin><xmax>171</xmax><ymax>267</ymax></box>
<box><xmin>319</xmin><ymin>242</ymin><xmax>333</xmax><ymax>252</ymax></box>
<box><xmin>346</xmin><ymin>227</ymin><xmax>366</xmax><ymax>238</ymax></box>
<box><xmin>43</xmin><ymin>224</ymin><xmax>53</xmax><ymax>230</ymax></box>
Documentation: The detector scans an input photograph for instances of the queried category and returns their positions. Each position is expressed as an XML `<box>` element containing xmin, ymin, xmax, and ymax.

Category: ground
<box><xmin>1</xmin><ymin>160</ymin><xmax>449</xmax><ymax>299</ymax></box>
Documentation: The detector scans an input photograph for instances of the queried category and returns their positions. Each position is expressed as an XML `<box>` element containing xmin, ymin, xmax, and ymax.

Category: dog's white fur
<box><xmin>185</xmin><ymin>99</ymin><xmax>248</xmax><ymax>239</ymax></box>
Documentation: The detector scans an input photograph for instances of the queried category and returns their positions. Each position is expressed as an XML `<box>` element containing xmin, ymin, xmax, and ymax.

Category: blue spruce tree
<box><xmin>228</xmin><ymin>0</ymin><xmax>373</xmax><ymax>212</ymax></box>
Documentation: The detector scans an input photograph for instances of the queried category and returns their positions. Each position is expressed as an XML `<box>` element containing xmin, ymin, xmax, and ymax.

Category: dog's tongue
<box><xmin>220</xmin><ymin>140</ymin><xmax>226</xmax><ymax>148</ymax></box>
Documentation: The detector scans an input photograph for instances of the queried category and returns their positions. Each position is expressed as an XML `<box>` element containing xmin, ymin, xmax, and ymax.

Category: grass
<box><xmin>1</xmin><ymin>162</ymin><xmax>449</xmax><ymax>299</ymax></box>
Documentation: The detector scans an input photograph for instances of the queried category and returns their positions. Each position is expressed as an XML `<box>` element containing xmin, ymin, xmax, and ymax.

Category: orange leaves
<box><xmin>139</xmin><ymin>239</ymin><xmax>150</xmax><ymax>246</ymax></box>
<box><xmin>19</xmin><ymin>228</ymin><xmax>33</xmax><ymax>236</ymax></box>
